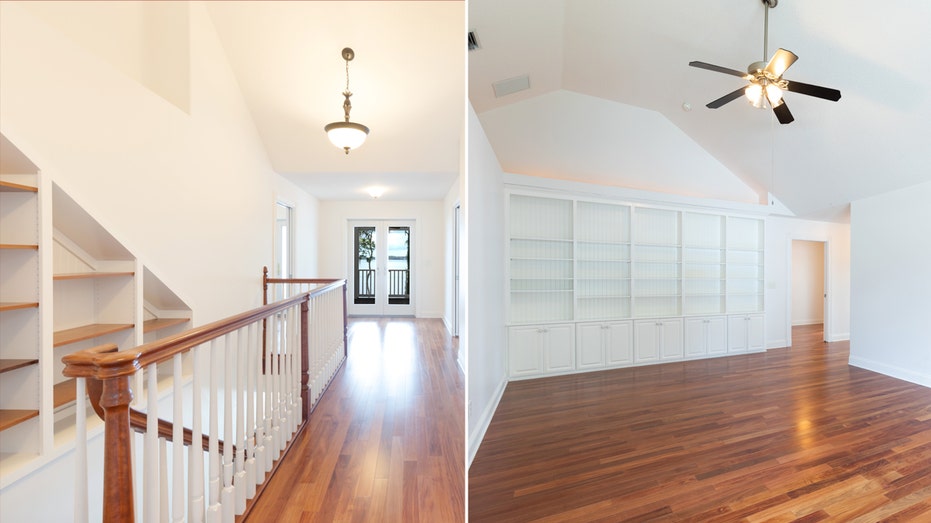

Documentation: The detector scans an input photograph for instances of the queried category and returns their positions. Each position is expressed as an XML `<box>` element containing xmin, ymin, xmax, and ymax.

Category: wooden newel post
<box><xmin>300</xmin><ymin>299</ymin><xmax>310</xmax><ymax>423</ymax></box>
<box><xmin>100</xmin><ymin>375</ymin><xmax>135</xmax><ymax>522</ymax></box>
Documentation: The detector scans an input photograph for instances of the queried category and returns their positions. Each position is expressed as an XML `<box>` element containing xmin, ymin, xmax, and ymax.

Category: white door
<box><xmin>348</xmin><ymin>220</ymin><xmax>415</xmax><ymax>316</ymax></box>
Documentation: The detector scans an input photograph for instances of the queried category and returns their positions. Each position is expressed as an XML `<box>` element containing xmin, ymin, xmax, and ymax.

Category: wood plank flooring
<box><xmin>469</xmin><ymin>325</ymin><xmax>931</xmax><ymax>522</ymax></box>
<box><xmin>245</xmin><ymin>317</ymin><xmax>464</xmax><ymax>522</ymax></box>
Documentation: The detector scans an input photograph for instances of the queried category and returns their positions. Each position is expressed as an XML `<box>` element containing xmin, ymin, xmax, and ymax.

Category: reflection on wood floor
<box><xmin>470</xmin><ymin>324</ymin><xmax>931</xmax><ymax>522</ymax></box>
<box><xmin>247</xmin><ymin>317</ymin><xmax>464</xmax><ymax>522</ymax></box>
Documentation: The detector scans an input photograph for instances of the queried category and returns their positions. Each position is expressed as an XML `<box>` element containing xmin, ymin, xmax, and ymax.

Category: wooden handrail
<box><xmin>64</xmin><ymin>274</ymin><xmax>349</xmax><ymax>522</ymax></box>
<box><xmin>63</xmin><ymin>293</ymin><xmax>310</xmax><ymax>380</ymax></box>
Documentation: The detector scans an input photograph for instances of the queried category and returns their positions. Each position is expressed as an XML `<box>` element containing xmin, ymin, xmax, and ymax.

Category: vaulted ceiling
<box><xmin>207</xmin><ymin>1</ymin><xmax>465</xmax><ymax>201</ymax></box>
<box><xmin>469</xmin><ymin>0</ymin><xmax>931</xmax><ymax>221</ymax></box>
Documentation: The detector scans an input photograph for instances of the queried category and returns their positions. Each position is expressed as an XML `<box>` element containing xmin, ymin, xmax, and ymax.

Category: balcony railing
<box><xmin>64</xmin><ymin>271</ymin><xmax>347</xmax><ymax>522</ymax></box>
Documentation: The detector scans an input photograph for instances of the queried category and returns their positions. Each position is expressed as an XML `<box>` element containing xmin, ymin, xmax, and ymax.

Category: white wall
<box><xmin>0</xmin><ymin>2</ymin><xmax>318</xmax><ymax>322</ymax></box>
<box><xmin>466</xmin><ymin>105</ymin><xmax>508</xmax><ymax>466</ymax></box>
<box><xmin>849</xmin><ymin>181</ymin><xmax>931</xmax><ymax>388</ymax></box>
<box><xmin>791</xmin><ymin>240</ymin><xmax>825</xmax><ymax>326</ymax></box>
<box><xmin>765</xmin><ymin>217</ymin><xmax>850</xmax><ymax>348</ymax></box>
<box><xmin>317</xmin><ymin>200</ymin><xmax>446</xmax><ymax>318</ymax></box>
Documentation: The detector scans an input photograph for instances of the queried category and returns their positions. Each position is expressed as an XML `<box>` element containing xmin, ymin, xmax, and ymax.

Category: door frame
<box><xmin>785</xmin><ymin>236</ymin><xmax>831</xmax><ymax>347</ymax></box>
<box><xmin>347</xmin><ymin>220</ymin><xmax>416</xmax><ymax>316</ymax></box>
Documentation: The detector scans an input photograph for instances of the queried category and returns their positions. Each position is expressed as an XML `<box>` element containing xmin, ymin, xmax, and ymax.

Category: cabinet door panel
<box><xmin>707</xmin><ymin>316</ymin><xmax>728</xmax><ymax>354</ymax></box>
<box><xmin>684</xmin><ymin>318</ymin><xmax>707</xmax><ymax>357</ymax></box>
<box><xmin>727</xmin><ymin>315</ymin><xmax>748</xmax><ymax>353</ymax></box>
<box><xmin>509</xmin><ymin>327</ymin><xmax>543</xmax><ymax>377</ymax></box>
<box><xmin>576</xmin><ymin>323</ymin><xmax>606</xmax><ymax>370</ymax></box>
<box><xmin>605</xmin><ymin>322</ymin><xmax>633</xmax><ymax>366</ymax></box>
<box><xmin>747</xmin><ymin>314</ymin><xmax>764</xmax><ymax>351</ymax></box>
<box><xmin>634</xmin><ymin>321</ymin><xmax>659</xmax><ymax>363</ymax></box>
<box><xmin>544</xmin><ymin>324</ymin><xmax>575</xmax><ymax>372</ymax></box>
<box><xmin>660</xmin><ymin>319</ymin><xmax>683</xmax><ymax>360</ymax></box>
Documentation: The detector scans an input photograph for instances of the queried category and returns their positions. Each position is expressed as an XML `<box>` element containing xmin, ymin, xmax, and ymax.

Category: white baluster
<box><xmin>189</xmin><ymin>344</ymin><xmax>205</xmax><ymax>523</ymax></box>
<box><xmin>247</xmin><ymin>322</ymin><xmax>259</xmax><ymax>494</ymax></box>
<box><xmin>172</xmin><ymin>354</ymin><xmax>185</xmax><ymax>522</ymax></box>
<box><xmin>265</xmin><ymin>313</ymin><xmax>276</xmax><ymax>469</ymax></box>
<box><xmin>253</xmin><ymin>319</ymin><xmax>266</xmax><ymax>483</ymax></box>
<box><xmin>206</xmin><ymin>339</ymin><xmax>221</xmax><ymax>521</ymax></box>
<box><xmin>235</xmin><ymin>325</ymin><xmax>248</xmax><ymax>514</ymax></box>
<box><xmin>145</xmin><ymin>363</ymin><xmax>159</xmax><ymax>523</ymax></box>
<box><xmin>74</xmin><ymin>377</ymin><xmax>88</xmax><ymax>523</ymax></box>
<box><xmin>222</xmin><ymin>330</ymin><xmax>236</xmax><ymax>523</ymax></box>
<box><xmin>160</xmin><ymin>437</ymin><xmax>169</xmax><ymax>521</ymax></box>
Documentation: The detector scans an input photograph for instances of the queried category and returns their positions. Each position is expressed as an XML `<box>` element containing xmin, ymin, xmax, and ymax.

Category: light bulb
<box><xmin>766</xmin><ymin>84</ymin><xmax>784</xmax><ymax>107</ymax></box>
<box><xmin>745</xmin><ymin>84</ymin><xmax>764</xmax><ymax>108</ymax></box>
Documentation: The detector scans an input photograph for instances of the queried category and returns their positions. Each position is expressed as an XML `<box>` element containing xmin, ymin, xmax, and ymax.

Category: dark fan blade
<box><xmin>784</xmin><ymin>80</ymin><xmax>841</xmax><ymax>101</ymax></box>
<box><xmin>773</xmin><ymin>100</ymin><xmax>794</xmax><ymax>124</ymax></box>
<box><xmin>764</xmin><ymin>48</ymin><xmax>798</xmax><ymax>78</ymax></box>
<box><xmin>706</xmin><ymin>87</ymin><xmax>747</xmax><ymax>109</ymax></box>
<box><xmin>689</xmin><ymin>61</ymin><xmax>750</xmax><ymax>79</ymax></box>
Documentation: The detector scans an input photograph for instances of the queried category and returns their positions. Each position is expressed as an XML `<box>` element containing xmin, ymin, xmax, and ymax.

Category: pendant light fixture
<box><xmin>324</xmin><ymin>47</ymin><xmax>369</xmax><ymax>154</ymax></box>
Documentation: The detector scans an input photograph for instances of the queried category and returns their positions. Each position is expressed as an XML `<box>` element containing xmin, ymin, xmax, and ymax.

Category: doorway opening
<box><xmin>349</xmin><ymin>220</ymin><xmax>415</xmax><ymax>316</ymax></box>
<box><xmin>790</xmin><ymin>239</ymin><xmax>827</xmax><ymax>345</ymax></box>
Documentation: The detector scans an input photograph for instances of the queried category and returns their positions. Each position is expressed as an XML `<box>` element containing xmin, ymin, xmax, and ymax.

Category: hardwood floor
<box><xmin>246</xmin><ymin>317</ymin><xmax>464</xmax><ymax>522</ymax></box>
<box><xmin>469</xmin><ymin>324</ymin><xmax>931</xmax><ymax>522</ymax></box>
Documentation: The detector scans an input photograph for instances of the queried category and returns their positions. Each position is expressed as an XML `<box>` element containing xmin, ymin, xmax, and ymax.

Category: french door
<box><xmin>348</xmin><ymin>220</ymin><xmax>415</xmax><ymax>316</ymax></box>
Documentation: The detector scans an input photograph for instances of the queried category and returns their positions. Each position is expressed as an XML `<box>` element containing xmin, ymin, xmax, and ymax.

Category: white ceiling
<box><xmin>469</xmin><ymin>0</ymin><xmax>931</xmax><ymax>221</ymax></box>
<box><xmin>206</xmin><ymin>1</ymin><xmax>464</xmax><ymax>201</ymax></box>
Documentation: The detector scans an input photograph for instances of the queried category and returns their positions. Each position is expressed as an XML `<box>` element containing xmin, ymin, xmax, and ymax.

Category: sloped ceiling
<box><xmin>469</xmin><ymin>0</ymin><xmax>931</xmax><ymax>221</ymax></box>
<box><xmin>207</xmin><ymin>1</ymin><xmax>465</xmax><ymax>201</ymax></box>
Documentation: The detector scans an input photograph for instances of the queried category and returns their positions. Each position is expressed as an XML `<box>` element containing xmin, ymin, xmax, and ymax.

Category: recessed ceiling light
<box><xmin>682</xmin><ymin>102</ymin><xmax>692</xmax><ymax>112</ymax></box>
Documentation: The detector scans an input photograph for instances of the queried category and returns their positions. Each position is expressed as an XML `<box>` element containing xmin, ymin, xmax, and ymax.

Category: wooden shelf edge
<box><xmin>53</xmin><ymin>323</ymin><xmax>134</xmax><ymax>347</ymax></box>
<box><xmin>0</xmin><ymin>244</ymin><xmax>39</xmax><ymax>250</ymax></box>
<box><xmin>0</xmin><ymin>302</ymin><xmax>39</xmax><ymax>312</ymax></box>
<box><xmin>0</xmin><ymin>409</ymin><xmax>39</xmax><ymax>432</ymax></box>
<box><xmin>0</xmin><ymin>359</ymin><xmax>39</xmax><ymax>374</ymax></box>
<box><xmin>143</xmin><ymin>317</ymin><xmax>191</xmax><ymax>334</ymax></box>
<box><xmin>0</xmin><ymin>181</ymin><xmax>38</xmax><ymax>193</ymax></box>
<box><xmin>53</xmin><ymin>379</ymin><xmax>77</xmax><ymax>409</ymax></box>
<box><xmin>53</xmin><ymin>271</ymin><xmax>134</xmax><ymax>281</ymax></box>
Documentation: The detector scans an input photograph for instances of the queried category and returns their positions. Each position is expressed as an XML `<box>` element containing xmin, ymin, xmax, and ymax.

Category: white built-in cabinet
<box><xmin>728</xmin><ymin>314</ymin><xmax>765</xmax><ymax>353</ymax></box>
<box><xmin>507</xmin><ymin>191</ymin><xmax>765</xmax><ymax>379</ymax></box>
<box><xmin>508</xmin><ymin>324</ymin><xmax>575</xmax><ymax>377</ymax></box>
<box><xmin>684</xmin><ymin>316</ymin><xmax>727</xmax><ymax>358</ymax></box>
<box><xmin>576</xmin><ymin>321</ymin><xmax>632</xmax><ymax>369</ymax></box>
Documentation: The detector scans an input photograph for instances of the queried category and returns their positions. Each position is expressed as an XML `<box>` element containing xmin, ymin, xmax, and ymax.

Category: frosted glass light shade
<box><xmin>325</xmin><ymin>121</ymin><xmax>370</xmax><ymax>153</ymax></box>
<box><xmin>745</xmin><ymin>82</ymin><xmax>784</xmax><ymax>109</ymax></box>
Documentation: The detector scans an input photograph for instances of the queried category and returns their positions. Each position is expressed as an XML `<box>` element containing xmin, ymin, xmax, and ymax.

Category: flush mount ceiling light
<box><xmin>324</xmin><ymin>47</ymin><xmax>369</xmax><ymax>154</ymax></box>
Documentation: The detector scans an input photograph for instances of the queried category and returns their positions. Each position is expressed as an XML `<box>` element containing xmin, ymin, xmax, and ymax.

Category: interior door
<box><xmin>348</xmin><ymin>220</ymin><xmax>415</xmax><ymax>316</ymax></box>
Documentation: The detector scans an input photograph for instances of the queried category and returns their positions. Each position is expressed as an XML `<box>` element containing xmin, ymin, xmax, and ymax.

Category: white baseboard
<box><xmin>849</xmin><ymin>356</ymin><xmax>931</xmax><ymax>389</ymax></box>
<box><xmin>826</xmin><ymin>332</ymin><xmax>849</xmax><ymax>342</ymax></box>
<box><xmin>767</xmin><ymin>338</ymin><xmax>788</xmax><ymax>349</ymax></box>
<box><xmin>467</xmin><ymin>377</ymin><xmax>507</xmax><ymax>469</ymax></box>
<box><xmin>791</xmin><ymin>319</ymin><xmax>824</xmax><ymax>326</ymax></box>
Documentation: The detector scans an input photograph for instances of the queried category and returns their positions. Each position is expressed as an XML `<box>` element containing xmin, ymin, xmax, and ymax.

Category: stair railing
<box><xmin>63</xmin><ymin>277</ymin><xmax>347</xmax><ymax>523</ymax></box>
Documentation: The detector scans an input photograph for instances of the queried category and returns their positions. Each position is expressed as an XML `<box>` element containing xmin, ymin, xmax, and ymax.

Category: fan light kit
<box><xmin>324</xmin><ymin>47</ymin><xmax>370</xmax><ymax>154</ymax></box>
<box><xmin>688</xmin><ymin>0</ymin><xmax>841</xmax><ymax>124</ymax></box>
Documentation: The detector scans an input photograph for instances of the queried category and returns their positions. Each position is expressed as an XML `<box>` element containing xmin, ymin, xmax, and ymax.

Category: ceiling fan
<box><xmin>688</xmin><ymin>0</ymin><xmax>841</xmax><ymax>124</ymax></box>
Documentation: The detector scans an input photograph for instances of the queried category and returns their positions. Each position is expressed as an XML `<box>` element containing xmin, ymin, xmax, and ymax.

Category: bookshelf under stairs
<box><xmin>0</xmin><ymin>137</ymin><xmax>192</xmax><ymax>485</ymax></box>
<box><xmin>507</xmin><ymin>192</ymin><xmax>765</xmax><ymax>380</ymax></box>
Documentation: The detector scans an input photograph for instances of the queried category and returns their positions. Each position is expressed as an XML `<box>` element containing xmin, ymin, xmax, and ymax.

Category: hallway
<box><xmin>246</xmin><ymin>318</ymin><xmax>464</xmax><ymax>521</ymax></box>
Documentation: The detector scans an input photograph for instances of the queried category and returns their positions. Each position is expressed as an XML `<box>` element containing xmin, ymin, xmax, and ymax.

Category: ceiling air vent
<box><xmin>492</xmin><ymin>75</ymin><xmax>531</xmax><ymax>98</ymax></box>
<box><xmin>468</xmin><ymin>31</ymin><xmax>480</xmax><ymax>51</ymax></box>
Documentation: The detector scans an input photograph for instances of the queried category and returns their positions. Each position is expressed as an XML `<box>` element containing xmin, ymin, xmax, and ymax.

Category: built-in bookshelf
<box><xmin>506</xmin><ymin>191</ymin><xmax>765</xmax><ymax>379</ymax></box>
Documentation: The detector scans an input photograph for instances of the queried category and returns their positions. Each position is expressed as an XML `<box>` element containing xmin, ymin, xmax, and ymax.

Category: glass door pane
<box><xmin>354</xmin><ymin>226</ymin><xmax>376</xmax><ymax>305</ymax></box>
<box><xmin>388</xmin><ymin>226</ymin><xmax>411</xmax><ymax>305</ymax></box>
